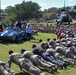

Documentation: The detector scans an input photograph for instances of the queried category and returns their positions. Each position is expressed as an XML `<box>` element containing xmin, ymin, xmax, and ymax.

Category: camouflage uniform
<box><xmin>46</xmin><ymin>47</ymin><xmax>74</xmax><ymax>65</ymax></box>
<box><xmin>40</xmin><ymin>41</ymin><xmax>67</xmax><ymax>69</ymax></box>
<box><xmin>22</xmin><ymin>51</ymin><xmax>56</xmax><ymax>69</ymax></box>
<box><xmin>55</xmin><ymin>40</ymin><xmax>61</xmax><ymax>46</ymax></box>
<box><xmin>54</xmin><ymin>53</ymin><xmax>75</xmax><ymax>65</ymax></box>
<box><xmin>56</xmin><ymin>46</ymin><xmax>76</xmax><ymax>60</ymax></box>
<box><xmin>61</xmin><ymin>38</ymin><xmax>67</xmax><ymax>47</ymax></box>
<box><xmin>68</xmin><ymin>46</ymin><xmax>76</xmax><ymax>55</ymax></box>
<box><xmin>0</xmin><ymin>61</ymin><xmax>16</xmax><ymax>75</ymax></box>
<box><xmin>44</xmin><ymin>48</ymin><xmax>67</xmax><ymax>68</ymax></box>
<box><xmin>40</xmin><ymin>41</ymin><xmax>48</xmax><ymax>50</ymax></box>
<box><xmin>8</xmin><ymin>53</ymin><xmax>45</xmax><ymax>75</ymax></box>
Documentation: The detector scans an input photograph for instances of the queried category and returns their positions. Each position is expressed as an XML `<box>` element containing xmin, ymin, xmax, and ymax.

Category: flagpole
<box><xmin>64</xmin><ymin>0</ymin><xmax>65</xmax><ymax>8</ymax></box>
<box><xmin>0</xmin><ymin>0</ymin><xmax>1</xmax><ymax>10</ymax></box>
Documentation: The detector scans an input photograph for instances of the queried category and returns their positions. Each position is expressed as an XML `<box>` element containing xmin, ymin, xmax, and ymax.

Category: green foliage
<box><xmin>43</xmin><ymin>12</ymin><xmax>57</xmax><ymax>20</ymax></box>
<box><xmin>30</xmin><ymin>22</ymin><xmax>56</xmax><ymax>26</ymax></box>
<box><xmin>5</xmin><ymin>1</ymin><xmax>42</xmax><ymax>21</ymax></box>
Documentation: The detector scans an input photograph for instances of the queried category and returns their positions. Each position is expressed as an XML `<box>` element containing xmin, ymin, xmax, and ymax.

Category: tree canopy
<box><xmin>5</xmin><ymin>1</ymin><xmax>42</xmax><ymax>21</ymax></box>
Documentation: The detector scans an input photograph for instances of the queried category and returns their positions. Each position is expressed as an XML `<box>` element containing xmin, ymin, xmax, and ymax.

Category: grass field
<box><xmin>0</xmin><ymin>32</ymin><xmax>76</xmax><ymax>75</ymax></box>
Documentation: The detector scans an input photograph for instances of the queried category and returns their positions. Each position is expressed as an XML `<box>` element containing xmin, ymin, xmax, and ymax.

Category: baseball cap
<box><xmin>8</xmin><ymin>50</ymin><xmax>13</xmax><ymax>54</ymax></box>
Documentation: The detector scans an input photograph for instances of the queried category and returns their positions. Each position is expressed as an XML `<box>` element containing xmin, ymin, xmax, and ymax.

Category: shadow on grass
<box><xmin>0</xmin><ymin>37</ymin><xmax>37</xmax><ymax>45</ymax></box>
<box><xmin>39</xmin><ymin>67</ymin><xmax>54</xmax><ymax>74</ymax></box>
<box><xmin>40</xmin><ymin>68</ymin><xmax>60</xmax><ymax>75</ymax></box>
<box><xmin>16</xmin><ymin>70</ymin><xmax>31</xmax><ymax>75</ymax></box>
<box><xmin>0</xmin><ymin>40</ymin><xmax>26</xmax><ymax>45</ymax></box>
<box><xmin>30</xmin><ymin>40</ymin><xmax>39</xmax><ymax>43</ymax></box>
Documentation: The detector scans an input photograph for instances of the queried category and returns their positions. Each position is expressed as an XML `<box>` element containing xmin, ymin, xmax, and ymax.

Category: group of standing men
<box><xmin>8</xmin><ymin>20</ymin><xmax>33</xmax><ymax>41</ymax></box>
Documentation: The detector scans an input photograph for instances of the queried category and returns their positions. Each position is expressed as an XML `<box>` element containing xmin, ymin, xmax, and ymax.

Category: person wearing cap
<box><xmin>20</xmin><ymin>48</ymin><xmax>57</xmax><ymax>73</ymax></box>
<box><xmin>56</xmin><ymin>46</ymin><xmax>76</xmax><ymax>60</ymax></box>
<box><xmin>55</xmin><ymin>40</ymin><xmax>61</xmax><ymax>46</ymax></box>
<box><xmin>39</xmin><ymin>39</ymin><xmax>43</xmax><ymax>43</ymax></box>
<box><xmin>32</xmin><ymin>44</ymin><xmax>66</xmax><ymax>69</ymax></box>
<box><xmin>0</xmin><ymin>61</ymin><xmax>16</xmax><ymax>75</ymax></box>
<box><xmin>40</xmin><ymin>41</ymin><xmax>48</xmax><ymax>50</ymax></box>
<box><xmin>9</xmin><ymin>21</ymin><xmax>14</xmax><ymax>28</ymax></box>
<box><xmin>43</xmin><ymin>44</ymin><xmax>68</xmax><ymax>69</ymax></box>
<box><xmin>46</xmin><ymin>42</ymin><xmax>73</xmax><ymax>65</ymax></box>
<box><xmin>8</xmin><ymin>50</ymin><xmax>45</xmax><ymax>75</ymax></box>
<box><xmin>61</xmin><ymin>38</ymin><xmax>67</xmax><ymax>47</ymax></box>
<box><xmin>25</xmin><ymin>23</ymin><xmax>32</xmax><ymax>41</ymax></box>
<box><xmin>32</xmin><ymin>44</ymin><xmax>45</xmax><ymax>56</ymax></box>
<box><xmin>66</xmin><ymin>40</ymin><xmax>76</xmax><ymax>55</ymax></box>
<box><xmin>47</xmin><ymin>38</ymin><xmax>50</xmax><ymax>42</ymax></box>
<box><xmin>53</xmin><ymin>38</ymin><xmax>56</xmax><ymax>41</ymax></box>
<box><xmin>54</xmin><ymin>52</ymin><xmax>75</xmax><ymax>66</ymax></box>
<box><xmin>48</xmin><ymin>40</ymin><xmax>56</xmax><ymax>49</ymax></box>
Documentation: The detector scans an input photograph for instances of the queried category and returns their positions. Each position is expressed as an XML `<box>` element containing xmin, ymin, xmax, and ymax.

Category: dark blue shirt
<box><xmin>32</xmin><ymin>47</ymin><xmax>45</xmax><ymax>56</ymax></box>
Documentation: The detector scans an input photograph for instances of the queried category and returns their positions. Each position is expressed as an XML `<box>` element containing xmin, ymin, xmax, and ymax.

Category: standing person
<box><xmin>8</xmin><ymin>50</ymin><xmax>45</xmax><ymax>75</ymax></box>
<box><xmin>0</xmin><ymin>61</ymin><xmax>16</xmax><ymax>75</ymax></box>
<box><xmin>25</xmin><ymin>23</ymin><xmax>32</xmax><ymax>41</ymax></box>
<box><xmin>9</xmin><ymin>21</ymin><xmax>14</xmax><ymax>28</ymax></box>
<box><xmin>16</xmin><ymin>20</ymin><xmax>22</xmax><ymax>28</ymax></box>
<box><xmin>0</xmin><ymin>23</ymin><xmax>3</xmax><ymax>32</ymax></box>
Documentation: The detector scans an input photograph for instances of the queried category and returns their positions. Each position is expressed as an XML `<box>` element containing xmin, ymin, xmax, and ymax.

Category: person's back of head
<box><xmin>32</xmin><ymin>44</ymin><xmax>37</xmax><ymax>48</ymax></box>
<box><xmin>55</xmin><ymin>40</ymin><xmax>61</xmax><ymax>46</ymax></box>
<box><xmin>45</xmin><ymin>44</ymin><xmax>49</xmax><ymax>50</ymax></box>
<box><xmin>39</xmin><ymin>39</ymin><xmax>43</xmax><ymax>43</ymax></box>
<box><xmin>40</xmin><ymin>41</ymin><xmax>48</xmax><ymax>50</ymax></box>
<box><xmin>49</xmin><ymin>40</ymin><xmax>56</xmax><ymax>48</ymax></box>
<box><xmin>8</xmin><ymin>50</ymin><xmax>13</xmax><ymax>55</ymax></box>
<box><xmin>21</xmin><ymin>48</ymin><xmax>26</xmax><ymax>54</ymax></box>
<box><xmin>53</xmin><ymin>38</ymin><xmax>56</xmax><ymax>41</ymax></box>
<box><xmin>61</xmin><ymin>38</ymin><xmax>67</xmax><ymax>46</ymax></box>
<box><xmin>55</xmin><ymin>46</ymin><xmax>63</xmax><ymax>53</ymax></box>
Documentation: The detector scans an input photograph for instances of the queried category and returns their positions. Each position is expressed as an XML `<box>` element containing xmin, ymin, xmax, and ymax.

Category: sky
<box><xmin>1</xmin><ymin>0</ymin><xmax>76</xmax><ymax>10</ymax></box>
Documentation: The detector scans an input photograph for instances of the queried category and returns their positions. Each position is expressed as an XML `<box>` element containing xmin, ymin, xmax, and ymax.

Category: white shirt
<box><xmin>26</xmin><ymin>25</ymin><xmax>32</xmax><ymax>34</ymax></box>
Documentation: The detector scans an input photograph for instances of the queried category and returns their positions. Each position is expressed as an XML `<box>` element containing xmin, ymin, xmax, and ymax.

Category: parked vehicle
<box><xmin>0</xmin><ymin>27</ymin><xmax>26</xmax><ymax>42</ymax></box>
<box><xmin>55</xmin><ymin>9</ymin><xmax>72</xmax><ymax>24</ymax></box>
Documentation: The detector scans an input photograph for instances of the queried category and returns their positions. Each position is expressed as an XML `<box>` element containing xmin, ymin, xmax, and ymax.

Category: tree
<box><xmin>5</xmin><ymin>1</ymin><xmax>42</xmax><ymax>22</ymax></box>
<box><xmin>5</xmin><ymin>6</ymin><xmax>17</xmax><ymax>22</ymax></box>
<box><xmin>16</xmin><ymin>1</ymin><xmax>42</xmax><ymax>21</ymax></box>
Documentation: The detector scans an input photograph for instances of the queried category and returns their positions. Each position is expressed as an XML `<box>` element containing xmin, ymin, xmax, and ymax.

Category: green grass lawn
<box><xmin>0</xmin><ymin>32</ymin><xmax>76</xmax><ymax>75</ymax></box>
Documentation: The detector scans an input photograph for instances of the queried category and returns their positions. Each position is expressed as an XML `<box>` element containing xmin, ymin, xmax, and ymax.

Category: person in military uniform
<box><xmin>56</xmin><ymin>46</ymin><xmax>76</xmax><ymax>60</ymax></box>
<box><xmin>32</xmin><ymin>44</ymin><xmax>66</xmax><ymax>69</ymax></box>
<box><xmin>0</xmin><ymin>61</ymin><xmax>16</xmax><ymax>75</ymax></box>
<box><xmin>45</xmin><ymin>43</ymin><xmax>73</xmax><ymax>66</ymax></box>
<box><xmin>66</xmin><ymin>41</ymin><xmax>76</xmax><ymax>55</ymax></box>
<box><xmin>54</xmin><ymin>52</ymin><xmax>75</xmax><ymax>66</ymax></box>
<box><xmin>60</xmin><ymin>38</ymin><xmax>67</xmax><ymax>47</ymax></box>
<box><xmin>20</xmin><ymin>48</ymin><xmax>57</xmax><ymax>73</ymax></box>
<box><xmin>8</xmin><ymin>50</ymin><xmax>45</xmax><ymax>75</ymax></box>
<box><xmin>44</xmin><ymin>44</ymin><xmax>68</xmax><ymax>69</ymax></box>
